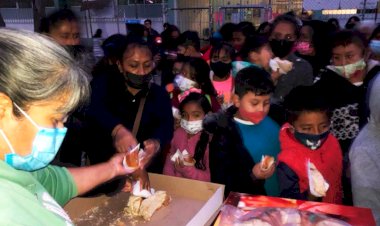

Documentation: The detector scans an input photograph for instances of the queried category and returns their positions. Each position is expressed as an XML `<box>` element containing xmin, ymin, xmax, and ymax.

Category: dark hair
<box><xmin>327</xmin><ymin>18</ymin><xmax>340</xmax><ymax>30</ymax></box>
<box><xmin>235</xmin><ymin>21</ymin><xmax>256</xmax><ymax>39</ymax></box>
<box><xmin>179</xmin><ymin>92</ymin><xmax>212</xmax><ymax>170</ymax></box>
<box><xmin>270</xmin><ymin>14</ymin><xmax>300</xmax><ymax>38</ymax></box>
<box><xmin>178</xmin><ymin>30</ymin><xmax>201</xmax><ymax>51</ymax></box>
<box><xmin>219</xmin><ymin>22</ymin><xmax>237</xmax><ymax>42</ymax></box>
<box><xmin>101</xmin><ymin>34</ymin><xmax>128</xmax><ymax>60</ymax></box>
<box><xmin>234</xmin><ymin>66</ymin><xmax>274</xmax><ymax>98</ymax></box>
<box><xmin>39</xmin><ymin>9</ymin><xmax>78</xmax><ymax>33</ymax></box>
<box><xmin>144</xmin><ymin>19</ymin><xmax>152</xmax><ymax>24</ymax></box>
<box><xmin>257</xmin><ymin>21</ymin><xmax>272</xmax><ymax>36</ymax></box>
<box><xmin>345</xmin><ymin>16</ymin><xmax>360</xmax><ymax>29</ymax></box>
<box><xmin>210</xmin><ymin>42</ymin><xmax>235</xmax><ymax>61</ymax></box>
<box><xmin>369</xmin><ymin>24</ymin><xmax>380</xmax><ymax>41</ymax></box>
<box><xmin>186</xmin><ymin>57</ymin><xmax>217</xmax><ymax>96</ymax></box>
<box><xmin>240</xmin><ymin>35</ymin><xmax>269</xmax><ymax>60</ymax></box>
<box><xmin>118</xmin><ymin>33</ymin><xmax>152</xmax><ymax>61</ymax></box>
<box><xmin>331</xmin><ymin>29</ymin><xmax>368</xmax><ymax>53</ymax></box>
<box><xmin>284</xmin><ymin>86</ymin><xmax>331</xmax><ymax>124</ymax></box>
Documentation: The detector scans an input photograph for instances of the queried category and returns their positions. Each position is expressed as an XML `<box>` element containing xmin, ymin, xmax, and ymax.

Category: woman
<box><xmin>85</xmin><ymin>34</ymin><xmax>174</xmax><ymax>179</ymax></box>
<box><xmin>0</xmin><ymin>28</ymin><xmax>137</xmax><ymax>225</ymax></box>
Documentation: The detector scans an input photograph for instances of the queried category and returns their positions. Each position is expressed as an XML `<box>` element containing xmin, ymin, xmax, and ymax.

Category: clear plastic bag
<box><xmin>218</xmin><ymin>205</ymin><xmax>351</xmax><ymax>226</ymax></box>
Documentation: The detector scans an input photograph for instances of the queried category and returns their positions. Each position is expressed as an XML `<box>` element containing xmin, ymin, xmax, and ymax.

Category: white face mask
<box><xmin>180</xmin><ymin>119</ymin><xmax>203</xmax><ymax>134</ymax></box>
<box><xmin>174</xmin><ymin>74</ymin><xmax>197</xmax><ymax>92</ymax></box>
<box><xmin>328</xmin><ymin>59</ymin><xmax>366</xmax><ymax>79</ymax></box>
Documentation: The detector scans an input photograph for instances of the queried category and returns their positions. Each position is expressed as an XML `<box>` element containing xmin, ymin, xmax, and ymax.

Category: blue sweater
<box><xmin>235</xmin><ymin>116</ymin><xmax>281</xmax><ymax>196</ymax></box>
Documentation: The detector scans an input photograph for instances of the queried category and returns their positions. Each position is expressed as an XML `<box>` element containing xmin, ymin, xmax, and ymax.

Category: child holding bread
<box><xmin>204</xmin><ymin>66</ymin><xmax>281</xmax><ymax>197</ymax></box>
<box><xmin>277</xmin><ymin>86</ymin><xmax>343</xmax><ymax>204</ymax></box>
<box><xmin>163</xmin><ymin>92</ymin><xmax>212</xmax><ymax>182</ymax></box>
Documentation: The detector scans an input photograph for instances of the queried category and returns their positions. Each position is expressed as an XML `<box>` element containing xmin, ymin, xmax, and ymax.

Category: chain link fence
<box><xmin>1</xmin><ymin>0</ymin><xmax>380</xmax><ymax>38</ymax></box>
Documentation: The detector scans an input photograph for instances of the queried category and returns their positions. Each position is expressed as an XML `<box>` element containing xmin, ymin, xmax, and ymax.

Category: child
<box><xmin>277</xmin><ymin>86</ymin><xmax>343</xmax><ymax>204</ymax></box>
<box><xmin>172</xmin><ymin>57</ymin><xmax>221</xmax><ymax>112</ymax></box>
<box><xmin>204</xmin><ymin>66</ymin><xmax>280</xmax><ymax>197</ymax></box>
<box><xmin>209</xmin><ymin>43</ymin><xmax>235</xmax><ymax>108</ymax></box>
<box><xmin>163</xmin><ymin>92</ymin><xmax>212</xmax><ymax>182</ymax></box>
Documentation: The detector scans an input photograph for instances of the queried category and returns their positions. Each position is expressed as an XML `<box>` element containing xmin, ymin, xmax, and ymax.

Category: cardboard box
<box><xmin>64</xmin><ymin>173</ymin><xmax>224</xmax><ymax>226</ymax></box>
<box><xmin>214</xmin><ymin>192</ymin><xmax>376</xmax><ymax>226</ymax></box>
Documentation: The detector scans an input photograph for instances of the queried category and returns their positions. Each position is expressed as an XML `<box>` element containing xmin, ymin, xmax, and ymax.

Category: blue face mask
<box><xmin>293</xmin><ymin>130</ymin><xmax>329</xmax><ymax>150</ymax></box>
<box><xmin>0</xmin><ymin>103</ymin><xmax>67</xmax><ymax>171</ymax></box>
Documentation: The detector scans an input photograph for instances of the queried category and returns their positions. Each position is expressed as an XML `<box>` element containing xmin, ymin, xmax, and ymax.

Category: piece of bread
<box><xmin>261</xmin><ymin>155</ymin><xmax>275</xmax><ymax>171</ymax></box>
<box><xmin>139</xmin><ymin>191</ymin><xmax>170</xmax><ymax>221</ymax></box>
<box><xmin>276</xmin><ymin>58</ymin><xmax>293</xmax><ymax>73</ymax></box>
<box><xmin>126</xmin><ymin>196</ymin><xmax>143</xmax><ymax>216</ymax></box>
<box><xmin>309</xmin><ymin>162</ymin><xmax>329</xmax><ymax>197</ymax></box>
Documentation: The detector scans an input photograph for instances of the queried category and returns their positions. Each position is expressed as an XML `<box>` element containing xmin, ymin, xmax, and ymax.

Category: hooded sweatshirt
<box><xmin>350</xmin><ymin>75</ymin><xmax>380</xmax><ymax>225</ymax></box>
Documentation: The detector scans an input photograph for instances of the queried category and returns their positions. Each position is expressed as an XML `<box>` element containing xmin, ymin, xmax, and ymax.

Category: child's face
<box><xmin>234</xmin><ymin>92</ymin><xmax>271</xmax><ymax>119</ymax></box>
<box><xmin>332</xmin><ymin>43</ymin><xmax>364</xmax><ymax>66</ymax></box>
<box><xmin>292</xmin><ymin>111</ymin><xmax>330</xmax><ymax>135</ymax></box>
<box><xmin>248</xmin><ymin>44</ymin><xmax>273</xmax><ymax>71</ymax></box>
<box><xmin>181</xmin><ymin>102</ymin><xmax>205</xmax><ymax>121</ymax></box>
<box><xmin>211</xmin><ymin>48</ymin><xmax>232</xmax><ymax>64</ymax></box>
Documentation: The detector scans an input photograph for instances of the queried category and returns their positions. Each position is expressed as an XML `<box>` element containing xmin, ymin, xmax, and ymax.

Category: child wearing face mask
<box><xmin>172</xmin><ymin>57</ymin><xmax>221</xmax><ymax>113</ymax></box>
<box><xmin>204</xmin><ymin>66</ymin><xmax>280</xmax><ymax>197</ymax></box>
<box><xmin>163</xmin><ymin>92</ymin><xmax>211</xmax><ymax>182</ymax></box>
<box><xmin>277</xmin><ymin>86</ymin><xmax>343</xmax><ymax>204</ymax></box>
<box><xmin>209</xmin><ymin>43</ymin><xmax>235</xmax><ymax>109</ymax></box>
<box><xmin>314</xmin><ymin>30</ymin><xmax>380</xmax><ymax>205</ymax></box>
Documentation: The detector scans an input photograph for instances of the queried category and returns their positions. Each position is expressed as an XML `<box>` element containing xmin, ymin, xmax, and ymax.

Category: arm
<box><xmin>277</xmin><ymin>162</ymin><xmax>309</xmax><ymax>200</ymax></box>
<box><xmin>296</xmin><ymin>60</ymin><xmax>314</xmax><ymax>86</ymax></box>
<box><xmin>86</xmin><ymin>74</ymin><xmax>123</xmax><ymax>135</ymax></box>
<box><xmin>150</xmin><ymin>88</ymin><xmax>175</xmax><ymax>148</ymax></box>
<box><xmin>67</xmin><ymin>153</ymin><xmax>136</xmax><ymax>195</ymax></box>
<box><xmin>350</xmin><ymin>147</ymin><xmax>380</xmax><ymax>223</ymax></box>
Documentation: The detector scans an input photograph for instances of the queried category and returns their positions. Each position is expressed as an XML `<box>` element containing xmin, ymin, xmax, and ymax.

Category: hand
<box><xmin>139</xmin><ymin>139</ymin><xmax>160</xmax><ymax>169</ymax></box>
<box><xmin>113</xmin><ymin>125</ymin><xmax>138</xmax><ymax>153</ymax></box>
<box><xmin>108</xmin><ymin>153</ymin><xmax>137</xmax><ymax>178</ymax></box>
<box><xmin>174</xmin><ymin>157</ymin><xmax>185</xmax><ymax>171</ymax></box>
<box><xmin>252</xmin><ymin>162</ymin><xmax>275</xmax><ymax>179</ymax></box>
<box><xmin>121</xmin><ymin>177</ymin><xmax>133</xmax><ymax>192</ymax></box>
<box><xmin>132</xmin><ymin>168</ymin><xmax>150</xmax><ymax>190</ymax></box>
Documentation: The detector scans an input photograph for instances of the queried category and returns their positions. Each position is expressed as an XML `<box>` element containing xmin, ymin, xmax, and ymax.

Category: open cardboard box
<box><xmin>64</xmin><ymin>173</ymin><xmax>224</xmax><ymax>226</ymax></box>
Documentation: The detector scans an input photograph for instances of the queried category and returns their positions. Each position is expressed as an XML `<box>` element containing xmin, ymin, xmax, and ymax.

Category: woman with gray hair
<box><xmin>0</xmin><ymin>28</ymin><xmax>137</xmax><ymax>225</ymax></box>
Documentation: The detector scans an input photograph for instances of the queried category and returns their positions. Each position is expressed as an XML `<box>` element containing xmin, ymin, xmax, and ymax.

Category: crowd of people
<box><xmin>0</xmin><ymin>7</ymin><xmax>380</xmax><ymax>225</ymax></box>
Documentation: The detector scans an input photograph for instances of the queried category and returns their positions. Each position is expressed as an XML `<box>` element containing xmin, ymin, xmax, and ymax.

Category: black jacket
<box><xmin>203</xmin><ymin>107</ymin><xmax>266</xmax><ymax>197</ymax></box>
<box><xmin>85</xmin><ymin>69</ymin><xmax>174</xmax><ymax>173</ymax></box>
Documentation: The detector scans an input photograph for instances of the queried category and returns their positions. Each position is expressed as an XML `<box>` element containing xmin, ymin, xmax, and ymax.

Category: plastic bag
<box><xmin>218</xmin><ymin>205</ymin><xmax>351</xmax><ymax>226</ymax></box>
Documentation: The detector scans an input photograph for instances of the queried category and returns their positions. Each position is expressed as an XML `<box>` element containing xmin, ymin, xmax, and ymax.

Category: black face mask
<box><xmin>125</xmin><ymin>72</ymin><xmax>152</xmax><ymax>90</ymax></box>
<box><xmin>210</xmin><ymin>61</ymin><xmax>232</xmax><ymax>78</ymax></box>
<box><xmin>269</xmin><ymin>39</ymin><xmax>295</xmax><ymax>58</ymax></box>
<box><xmin>176</xmin><ymin>54</ymin><xmax>191</xmax><ymax>62</ymax></box>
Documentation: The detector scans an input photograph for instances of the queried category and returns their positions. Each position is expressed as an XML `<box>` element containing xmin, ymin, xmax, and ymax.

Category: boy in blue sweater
<box><xmin>204</xmin><ymin>66</ymin><xmax>280</xmax><ymax>197</ymax></box>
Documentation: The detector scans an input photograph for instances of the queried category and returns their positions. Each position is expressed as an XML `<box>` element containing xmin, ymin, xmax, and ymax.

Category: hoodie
<box><xmin>350</xmin><ymin>74</ymin><xmax>380</xmax><ymax>225</ymax></box>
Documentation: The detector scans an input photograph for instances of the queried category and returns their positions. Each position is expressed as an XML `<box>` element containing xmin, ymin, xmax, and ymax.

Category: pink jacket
<box><xmin>163</xmin><ymin>127</ymin><xmax>211</xmax><ymax>182</ymax></box>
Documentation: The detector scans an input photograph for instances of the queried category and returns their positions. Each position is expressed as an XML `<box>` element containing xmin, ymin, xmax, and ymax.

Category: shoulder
<box><xmin>262</xmin><ymin>117</ymin><xmax>280</xmax><ymax>130</ymax></box>
<box><xmin>203</xmin><ymin>108</ymin><xmax>236</xmax><ymax>133</ymax></box>
<box><xmin>148</xmin><ymin>84</ymin><xmax>171</xmax><ymax>100</ymax></box>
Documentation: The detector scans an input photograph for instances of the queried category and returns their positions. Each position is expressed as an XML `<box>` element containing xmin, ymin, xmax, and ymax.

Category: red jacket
<box><xmin>278</xmin><ymin>123</ymin><xmax>343</xmax><ymax>204</ymax></box>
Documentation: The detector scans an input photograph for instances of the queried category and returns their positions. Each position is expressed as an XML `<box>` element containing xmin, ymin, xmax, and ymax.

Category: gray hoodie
<box><xmin>350</xmin><ymin>74</ymin><xmax>380</xmax><ymax>225</ymax></box>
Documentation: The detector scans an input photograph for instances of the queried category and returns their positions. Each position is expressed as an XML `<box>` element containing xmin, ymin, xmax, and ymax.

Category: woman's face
<box><xmin>48</xmin><ymin>20</ymin><xmax>80</xmax><ymax>46</ymax></box>
<box><xmin>332</xmin><ymin>43</ymin><xmax>364</xmax><ymax>66</ymax></box>
<box><xmin>0</xmin><ymin>98</ymin><xmax>66</xmax><ymax>159</ymax></box>
<box><xmin>120</xmin><ymin>46</ymin><xmax>154</xmax><ymax>75</ymax></box>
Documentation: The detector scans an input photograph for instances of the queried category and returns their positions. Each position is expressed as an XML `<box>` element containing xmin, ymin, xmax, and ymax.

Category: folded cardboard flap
<box><xmin>64</xmin><ymin>173</ymin><xmax>225</xmax><ymax>225</ymax></box>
